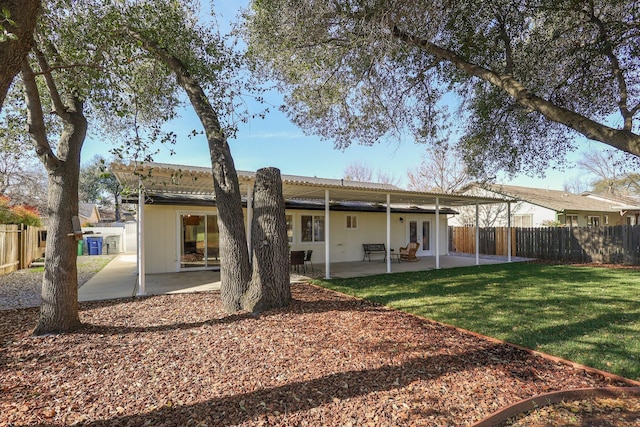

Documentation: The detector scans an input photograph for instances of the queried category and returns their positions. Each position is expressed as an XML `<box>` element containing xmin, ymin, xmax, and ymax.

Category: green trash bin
<box><xmin>77</xmin><ymin>239</ymin><xmax>84</xmax><ymax>256</ymax></box>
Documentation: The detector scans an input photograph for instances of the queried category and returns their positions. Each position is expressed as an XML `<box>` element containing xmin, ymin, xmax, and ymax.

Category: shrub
<box><xmin>0</xmin><ymin>196</ymin><xmax>42</xmax><ymax>226</ymax></box>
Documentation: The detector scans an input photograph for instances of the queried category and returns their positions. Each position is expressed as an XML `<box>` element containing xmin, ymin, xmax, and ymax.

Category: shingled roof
<box><xmin>481</xmin><ymin>184</ymin><xmax>621</xmax><ymax>212</ymax></box>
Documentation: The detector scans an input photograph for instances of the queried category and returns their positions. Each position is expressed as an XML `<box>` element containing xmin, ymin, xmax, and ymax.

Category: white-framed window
<box><xmin>566</xmin><ymin>215</ymin><xmax>579</xmax><ymax>227</ymax></box>
<box><xmin>588</xmin><ymin>216</ymin><xmax>600</xmax><ymax>227</ymax></box>
<box><xmin>301</xmin><ymin>215</ymin><xmax>325</xmax><ymax>242</ymax></box>
<box><xmin>512</xmin><ymin>214</ymin><xmax>533</xmax><ymax>227</ymax></box>
<box><xmin>286</xmin><ymin>215</ymin><xmax>293</xmax><ymax>243</ymax></box>
<box><xmin>604</xmin><ymin>215</ymin><xmax>609</xmax><ymax>225</ymax></box>
<box><xmin>346</xmin><ymin>214</ymin><xmax>358</xmax><ymax>229</ymax></box>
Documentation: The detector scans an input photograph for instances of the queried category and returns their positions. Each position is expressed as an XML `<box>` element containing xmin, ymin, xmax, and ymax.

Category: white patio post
<box><xmin>435</xmin><ymin>197</ymin><xmax>440</xmax><ymax>269</ymax></box>
<box><xmin>475</xmin><ymin>201</ymin><xmax>480</xmax><ymax>266</ymax></box>
<box><xmin>246</xmin><ymin>184</ymin><xmax>253</xmax><ymax>263</ymax></box>
<box><xmin>137</xmin><ymin>178</ymin><xmax>146</xmax><ymax>296</ymax></box>
<box><xmin>386</xmin><ymin>193</ymin><xmax>391</xmax><ymax>273</ymax></box>
<box><xmin>507</xmin><ymin>201</ymin><xmax>512</xmax><ymax>262</ymax></box>
<box><xmin>325</xmin><ymin>189</ymin><xmax>331</xmax><ymax>279</ymax></box>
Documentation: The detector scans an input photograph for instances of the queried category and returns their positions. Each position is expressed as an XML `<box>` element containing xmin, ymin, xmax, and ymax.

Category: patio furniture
<box><xmin>399</xmin><ymin>242</ymin><xmax>420</xmax><ymax>261</ymax></box>
<box><xmin>290</xmin><ymin>250</ymin><xmax>306</xmax><ymax>274</ymax></box>
<box><xmin>362</xmin><ymin>243</ymin><xmax>387</xmax><ymax>261</ymax></box>
<box><xmin>303</xmin><ymin>250</ymin><xmax>314</xmax><ymax>273</ymax></box>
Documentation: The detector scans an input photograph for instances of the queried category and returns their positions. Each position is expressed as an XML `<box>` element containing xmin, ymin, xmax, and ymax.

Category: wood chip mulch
<box><xmin>0</xmin><ymin>284</ymin><xmax>634</xmax><ymax>426</ymax></box>
<box><xmin>504</xmin><ymin>394</ymin><xmax>640</xmax><ymax>426</ymax></box>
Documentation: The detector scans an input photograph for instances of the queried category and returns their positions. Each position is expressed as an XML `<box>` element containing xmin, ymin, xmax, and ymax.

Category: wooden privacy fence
<box><xmin>449</xmin><ymin>225</ymin><xmax>640</xmax><ymax>265</ymax></box>
<box><xmin>0</xmin><ymin>225</ymin><xmax>46</xmax><ymax>275</ymax></box>
<box><xmin>449</xmin><ymin>227</ymin><xmax>516</xmax><ymax>257</ymax></box>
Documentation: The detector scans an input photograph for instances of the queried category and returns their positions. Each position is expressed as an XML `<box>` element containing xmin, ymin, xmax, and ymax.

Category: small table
<box><xmin>390</xmin><ymin>249</ymin><xmax>400</xmax><ymax>263</ymax></box>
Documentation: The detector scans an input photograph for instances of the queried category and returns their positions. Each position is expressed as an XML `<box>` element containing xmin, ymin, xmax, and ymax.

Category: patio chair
<box><xmin>290</xmin><ymin>250</ymin><xmax>306</xmax><ymax>274</ymax></box>
<box><xmin>303</xmin><ymin>250</ymin><xmax>314</xmax><ymax>273</ymax></box>
<box><xmin>399</xmin><ymin>242</ymin><xmax>420</xmax><ymax>261</ymax></box>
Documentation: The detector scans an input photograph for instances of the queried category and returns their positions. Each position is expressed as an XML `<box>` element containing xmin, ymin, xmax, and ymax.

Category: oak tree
<box><xmin>0</xmin><ymin>0</ymin><xmax>40</xmax><ymax>110</ymax></box>
<box><xmin>245</xmin><ymin>0</ymin><xmax>640</xmax><ymax>179</ymax></box>
<box><xmin>120</xmin><ymin>0</ymin><xmax>290</xmax><ymax>312</ymax></box>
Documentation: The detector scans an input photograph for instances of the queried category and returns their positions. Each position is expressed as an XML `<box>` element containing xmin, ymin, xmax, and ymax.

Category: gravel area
<box><xmin>0</xmin><ymin>255</ymin><xmax>115</xmax><ymax>311</ymax></box>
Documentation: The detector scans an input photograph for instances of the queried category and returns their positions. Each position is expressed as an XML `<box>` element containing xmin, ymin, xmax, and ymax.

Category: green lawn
<box><xmin>312</xmin><ymin>262</ymin><xmax>640</xmax><ymax>381</ymax></box>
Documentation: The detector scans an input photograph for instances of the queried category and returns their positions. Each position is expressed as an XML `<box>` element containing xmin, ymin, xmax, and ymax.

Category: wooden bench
<box><xmin>362</xmin><ymin>243</ymin><xmax>387</xmax><ymax>261</ymax></box>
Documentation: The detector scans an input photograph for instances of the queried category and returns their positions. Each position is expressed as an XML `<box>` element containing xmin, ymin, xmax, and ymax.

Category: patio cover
<box><xmin>112</xmin><ymin>162</ymin><xmax>512</xmax><ymax>292</ymax></box>
<box><xmin>112</xmin><ymin>162</ymin><xmax>506</xmax><ymax>207</ymax></box>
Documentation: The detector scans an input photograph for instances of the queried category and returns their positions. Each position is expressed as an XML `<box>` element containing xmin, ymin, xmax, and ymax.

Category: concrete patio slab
<box><xmin>79</xmin><ymin>253</ymin><xmax>524</xmax><ymax>302</ymax></box>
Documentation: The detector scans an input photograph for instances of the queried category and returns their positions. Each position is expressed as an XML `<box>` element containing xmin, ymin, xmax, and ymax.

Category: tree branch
<box><xmin>20</xmin><ymin>58</ymin><xmax>60</xmax><ymax>170</ymax></box>
<box><xmin>391</xmin><ymin>26</ymin><xmax>640</xmax><ymax>157</ymax></box>
<box><xmin>586</xmin><ymin>1</ymin><xmax>633</xmax><ymax>131</ymax></box>
<box><xmin>33</xmin><ymin>45</ymin><xmax>68</xmax><ymax>120</ymax></box>
<box><xmin>496</xmin><ymin>14</ymin><xmax>513</xmax><ymax>75</ymax></box>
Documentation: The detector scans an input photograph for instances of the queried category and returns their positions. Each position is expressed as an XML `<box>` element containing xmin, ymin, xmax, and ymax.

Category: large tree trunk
<box><xmin>34</xmin><ymin>96</ymin><xmax>86</xmax><ymax>335</ymax></box>
<box><xmin>0</xmin><ymin>0</ymin><xmax>40</xmax><ymax>111</ymax></box>
<box><xmin>210</xmin><ymin>139</ymin><xmax>252</xmax><ymax>312</ymax></box>
<box><xmin>242</xmin><ymin>167</ymin><xmax>291</xmax><ymax>313</ymax></box>
<box><xmin>128</xmin><ymin>32</ymin><xmax>252</xmax><ymax>311</ymax></box>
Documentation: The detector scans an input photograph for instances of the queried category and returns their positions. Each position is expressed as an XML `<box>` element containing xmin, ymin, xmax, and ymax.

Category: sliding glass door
<box><xmin>180</xmin><ymin>213</ymin><xmax>220</xmax><ymax>270</ymax></box>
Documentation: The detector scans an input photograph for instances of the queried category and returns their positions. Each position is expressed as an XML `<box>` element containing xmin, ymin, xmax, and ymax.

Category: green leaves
<box><xmin>245</xmin><ymin>0</ymin><xmax>640</xmax><ymax>178</ymax></box>
<box><xmin>0</xmin><ymin>6</ymin><xmax>18</xmax><ymax>42</ymax></box>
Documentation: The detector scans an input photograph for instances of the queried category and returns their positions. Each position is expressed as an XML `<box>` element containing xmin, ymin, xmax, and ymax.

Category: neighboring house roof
<box><xmin>581</xmin><ymin>192</ymin><xmax>640</xmax><ymax>210</ymax></box>
<box><xmin>463</xmin><ymin>183</ymin><xmax>622</xmax><ymax>213</ymax></box>
<box><xmin>112</xmin><ymin>162</ymin><xmax>509</xmax><ymax>208</ymax></box>
<box><xmin>78</xmin><ymin>203</ymin><xmax>101</xmax><ymax>222</ymax></box>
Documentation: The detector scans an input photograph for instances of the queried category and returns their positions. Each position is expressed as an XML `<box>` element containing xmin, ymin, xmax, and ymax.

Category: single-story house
<box><xmin>79</xmin><ymin>202</ymin><xmax>101</xmax><ymax>225</ymax></box>
<box><xmin>456</xmin><ymin>183</ymin><xmax>640</xmax><ymax>227</ymax></box>
<box><xmin>581</xmin><ymin>192</ymin><xmax>640</xmax><ymax>225</ymax></box>
<box><xmin>112</xmin><ymin>162</ymin><xmax>508</xmax><ymax>279</ymax></box>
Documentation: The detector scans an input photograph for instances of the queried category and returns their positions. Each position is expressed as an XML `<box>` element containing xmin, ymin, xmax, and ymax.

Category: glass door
<box><xmin>408</xmin><ymin>219</ymin><xmax>431</xmax><ymax>256</ymax></box>
<box><xmin>180</xmin><ymin>214</ymin><xmax>220</xmax><ymax>270</ymax></box>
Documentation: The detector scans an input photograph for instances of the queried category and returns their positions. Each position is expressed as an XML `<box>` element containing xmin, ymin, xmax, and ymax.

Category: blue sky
<box><xmin>81</xmin><ymin>1</ymin><xmax>605</xmax><ymax>191</ymax></box>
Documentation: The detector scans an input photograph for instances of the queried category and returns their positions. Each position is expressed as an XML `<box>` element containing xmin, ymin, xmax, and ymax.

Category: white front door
<box><xmin>407</xmin><ymin>218</ymin><xmax>431</xmax><ymax>256</ymax></box>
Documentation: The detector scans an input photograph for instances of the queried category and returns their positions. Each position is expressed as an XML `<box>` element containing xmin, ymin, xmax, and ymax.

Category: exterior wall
<box><xmin>512</xmin><ymin>202</ymin><xmax>556</xmax><ymax>227</ymax></box>
<box><xmin>142</xmin><ymin>203</ymin><xmax>449</xmax><ymax>274</ymax></box>
<box><xmin>558</xmin><ymin>210</ymin><xmax>625</xmax><ymax>227</ymax></box>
